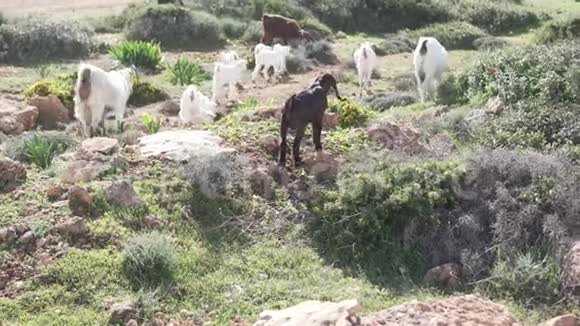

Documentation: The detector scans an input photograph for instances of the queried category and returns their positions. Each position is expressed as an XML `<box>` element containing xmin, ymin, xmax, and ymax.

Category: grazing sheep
<box><xmin>252</xmin><ymin>43</ymin><xmax>290</xmax><ymax>81</ymax></box>
<box><xmin>261</xmin><ymin>14</ymin><xmax>312</xmax><ymax>46</ymax></box>
<box><xmin>413</xmin><ymin>37</ymin><xmax>448</xmax><ymax>102</ymax></box>
<box><xmin>279</xmin><ymin>73</ymin><xmax>343</xmax><ymax>166</ymax></box>
<box><xmin>219</xmin><ymin>50</ymin><xmax>240</xmax><ymax>64</ymax></box>
<box><xmin>179</xmin><ymin>85</ymin><xmax>216</xmax><ymax>125</ymax></box>
<box><xmin>74</xmin><ymin>63</ymin><xmax>135</xmax><ymax>137</ymax></box>
<box><xmin>353</xmin><ymin>41</ymin><xmax>377</xmax><ymax>97</ymax></box>
<box><xmin>212</xmin><ymin>59</ymin><xmax>247</xmax><ymax>104</ymax></box>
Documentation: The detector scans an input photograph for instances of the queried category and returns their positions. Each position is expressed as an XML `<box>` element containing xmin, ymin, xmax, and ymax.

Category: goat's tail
<box><xmin>420</xmin><ymin>39</ymin><xmax>429</xmax><ymax>56</ymax></box>
<box><xmin>362</xmin><ymin>47</ymin><xmax>368</xmax><ymax>59</ymax></box>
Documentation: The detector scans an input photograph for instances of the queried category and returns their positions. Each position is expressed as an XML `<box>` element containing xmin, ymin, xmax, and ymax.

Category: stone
<box><xmin>253</xmin><ymin>299</ymin><xmax>361</xmax><ymax>326</ymax></box>
<box><xmin>323</xmin><ymin>112</ymin><xmax>339</xmax><ymax>129</ymax></box>
<box><xmin>426</xmin><ymin>133</ymin><xmax>455</xmax><ymax>159</ymax></box>
<box><xmin>249</xmin><ymin>169</ymin><xmax>274</xmax><ymax>199</ymax></box>
<box><xmin>563</xmin><ymin>241</ymin><xmax>580</xmax><ymax>297</ymax></box>
<box><xmin>29</xmin><ymin>95</ymin><xmax>70</xmax><ymax>129</ymax></box>
<box><xmin>0</xmin><ymin>98</ymin><xmax>39</xmax><ymax>135</ymax></box>
<box><xmin>0</xmin><ymin>157</ymin><xmax>27</xmax><ymax>193</ymax></box>
<box><xmin>423</xmin><ymin>262</ymin><xmax>463</xmax><ymax>291</ymax></box>
<box><xmin>159</xmin><ymin>100</ymin><xmax>180</xmax><ymax>116</ymax></box>
<box><xmin>109</xmin><ymin>302</ymin><xmax>137</xmax><ymax>324</ymax></box>
<box><xmin>257</xmin><ymin>135</ymin><xmax>279</xmax><ymax>158</ymax></box>
<box><xmin>367</xmin><ymin>120</ymin><xmax>423</xmax><ymax>154</ymax></box>
<box><xmin>126</xmin><ymin>320</ymin><xmax>139</xmax><ymax>326</ymax></box>
<box><xmin>81</xmin><ymin>137</ymin><xmax>119</xmax><ymax>155</ymax></box>
<box><xmin>245</xmin><ymin>108</ymin><xmax>281</xmax><ymax>122</ymax></box>
<box><xmin>47</xmin><ymin>185</ymin><xmax>68</xmax><ymax>202</ymax></box>
<box><xmin>68</xmin><ymin>186</ymin><xmax>92</xmax><ymax>217</ymax></box>
<box><xmin>544</xmin><ymin>315</ymin><xmax>580</xmax><ymax>326</ymax></box>
<box><xmin>18</xmin><ymin>231</ymin><xmax>36</xmax><ymax>247</ymax></box>
<box><xmin>106</xmin><ymin>181</ymin><xmax>142</xmax><ymax>209</ymax></box>
<box><xmin>60</xmin><ymin>160</ymin><xmax>106</xmax><ymax>184</ymax></box>
<box><xmin>362</xmin><ymin>295</ymin><xmax>521</xmax><ymax>326</ymax></box>
<box><xmin>268</xmin><ymin>163</ymin><xmax>289</xmax><ymax>188</ymax></box>
<box><xmin>56</xmin><ymin>216</ymin><xmax>88</xmax><ymax>237</ymax></box>
<box><xmin>139</xmin><ymin>130</ymin><xmax>235</xmax><ymax>162</ymax></box>
<box><xmin>303</xmin><ymin>151</ymin><xmax>338</xmax><ymax>183</ymax></box>
<box><xmin>0</xmin><ymin>227</ymin><xmax>17</xmax><ymax>246</ymax></box>
<box><xmin>485</xmin><ymin>96</ymin><xmax>504</xmax><ymax>115</ymax></box>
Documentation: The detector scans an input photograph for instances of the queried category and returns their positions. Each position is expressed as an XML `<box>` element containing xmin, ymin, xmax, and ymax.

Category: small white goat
<box><xmin>219</xmin><ymin>50</ymin><xmax>240</xmax><ymax>64</ymax></box>
<box><xmin>212</xmin><ymin>59</ymin><xmax>247</xmax><ymax>104</ymax></box>
<box><xmin>252</xmin><ymin>43</ymin><xmax>290</xmax><ymax>81</ymax></box>
<box><xmin>179</xmin><ymin>85</ymin><xmax>216</xmax><ymax>125</ymax></box>
<box><xmin>353</xmin><ymin>41</ymin><xmax>377</xmax><ymax>97</ymax></box>
<box><xmin>74</xmin><ymin>63</ymin><xmax>134</xmax><ymax>137</ymax></box>
<box><xmin>254</xmin><ymin>43</ymin><xmax>271</xmax><ymax>57</ymax></box>
<box><xmin>413</xmin><ymin>37</ymin><xmax>448</xmax><ymax>102</ymax></box>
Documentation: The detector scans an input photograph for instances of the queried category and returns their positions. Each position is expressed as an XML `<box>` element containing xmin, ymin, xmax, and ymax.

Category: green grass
<box><xmin>167</xmin><ymin>57</ymin><xmax>210</xmax><ymax>86</ymax></box>
<box><xmin>109</xmin><ymin>40</ymin><xmax>163</xmax><ymax>70</ymax></box>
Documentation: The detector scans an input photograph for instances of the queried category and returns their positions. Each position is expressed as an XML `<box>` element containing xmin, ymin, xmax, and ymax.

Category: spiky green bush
<box><xmin>142</xmin><ymin>113</ymin><xmax>162</xmax><ymax>134</ymax></box>
<box><xmin>109</xmin><ymin>40</ymin><xmax>162</xmax><ymax>70</ymax></box>
<box><xmin>167</xmin><ymin>57</ymin><xmax>210</xmax><ymax>86</ymax></box>
<box><xmin>23</xmin><ymin>134</ymin><xmax>66</xmax><ymax>169</ymax></box>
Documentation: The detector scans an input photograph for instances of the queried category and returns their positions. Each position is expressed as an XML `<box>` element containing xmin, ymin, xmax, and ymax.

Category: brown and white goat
<box><xmin>279</xmin><ymin>73</ymin><xmax>343</xmax><ymax>166</ymax></box>
<box><xmin>261</xmin><ymin>14</ymin><xmax>312</xmax><ymax>46</ymax></box>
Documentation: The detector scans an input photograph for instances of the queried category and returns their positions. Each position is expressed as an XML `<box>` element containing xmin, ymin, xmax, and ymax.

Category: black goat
<box><xmin>279</xmin><ymin>73</ymin><xmax>344</xmax><ymax>166</ymax></box>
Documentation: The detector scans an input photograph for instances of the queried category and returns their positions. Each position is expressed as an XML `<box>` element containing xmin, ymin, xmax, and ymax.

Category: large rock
<box><xmin>29</xmin><ymin>95</ymin><xmax>70</xmax><ymax>129</ymax></box>
<box><xmin>563</xmin><ymin>241</ymin><xmax>580</xmax><ymax>297</ymax></box>
<box><xmin>367</xmin><ymin>120</ymin><xmax>423</xmax><ymax>154</ymax></box>
<box><xmin>56</xmin><ymin>216</ymin><xmax>88</xmax><ymax>238</ymax></box>
<box><xmin>0</xmin><ymin>226</ymin><xmax>18</xmax><ymax>247</ymax></box>
<box><xmin>362</xmin><ymin>295</ymin><xmax>521</xmax><ymax>326</ymax></box>
<box><xmin>0</xmin><ymin>158</ymin><xmax>26</xmax><ymax>193</ymax></box>
<box><xmin>303</xmin><ymin>151</ymin><xmax>338</xmax><ymax>183</ymax></box>
<box><xmin>61</xmin><ymin>160</ymin><xmax>107</xmax><ymax>184</ymax></box>
<box><xmin>0</xmin><ymin>98</ymin><xmax>39</xmax><ymax>135</ymax></box>
<box><xmin>257</xmin><ymin>135</ymin><xmax>279</xmax><ymax>158</ymax></box>
<box><xmin>249</xmin><ymin>169</ymin><xmax>274</xmax><ymax>200</ymax></box>
<box><xmin>139</xmin><ymin>130</ymin><xmax>234</xmax><ymax>162</ymax></box>
<box><xmin>423</xmin><ymin>262</ymin><xmax>463</xmax><ymax>291</ymax></box>
<box><xmin>158</xmin><ymin>100</ymin><xmax>180</xmax><ymax>116</ymax></box>
<box><xmin>81</xmin><ymin>137</ymin><xmax>119</xmax><ymax>155</ymax></box>
<box><xmin>68</xmin><ymin>186</ymin><xmax>92</xmax><ymax>217</ymax></box>
<box><xmin>109</xmin><ymin>302</ymin><xmax>137</xmax><ymax>324</ymax></box>
<box><xmin>106</xmin><ymin>181</ymin><xmax>142</xmax><ymax>209</ymax></box>
<box><xmin>253</xmin><ymin>299</ymin><xmax>362</xmax><ymax>326</ymax></box>
<box><xmin>47</xmin><ymin>185</ymin><xmax>68</xmax><ymax>202</ymax></box>
<box><xmin>544</xmin><ymin>315</ymin><xmax>580</xmax><ymax>326</ymax></box>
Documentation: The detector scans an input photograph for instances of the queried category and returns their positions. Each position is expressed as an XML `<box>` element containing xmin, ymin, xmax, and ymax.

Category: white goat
<box><xmin>179</xmin><ymin>85</ymin><xmax>216</xmax><ymax>125</ymax></box>
<box><xmin>212</xmin><ymin>59</ymin><xmax>247</xmax><ymax>104</ymax></box>
<box><xmin>219</xmin><ymin>50</ymin><xmax>240</xmax><ymax>64</ymax></box>
<box><xmin>252</xmin><ymin>43</ymin><xmax>290</xmax><ymax>81</ymax></box>
<box><xmin>74</xmin><ymin>63</ymin><xmax>134</xmax><ymax>137</ymax></box>
<box><xmin>413</xmin><ymin>37</ymin><xmax>448</xmax><ymax>102</ymax></box>
<box><xmin>353</xmin><ymin>41</ymin><xmax>377</xmax><ymax>97</ymax></box>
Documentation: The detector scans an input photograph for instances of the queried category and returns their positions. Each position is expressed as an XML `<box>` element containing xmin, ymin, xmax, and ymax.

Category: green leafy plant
<box><xmin>36</xmin><ymin>65</ymin><xmax>54</xmax><ymax>79</ymax></box>
<box><xmin>167</xmin><ymin>57</ymin><xmax>210</xmax><ymax>86</ymax></box>
<box><xmin>142</xmin><ymin>113</ymin><xmax>161</xmax><ymax>134</ymax></box>
<box><xmin>23</xmin><ymin>134</ymin><xmax>66</xmax><ymax>169</ymax></box>
<box><xmin>128</xmin><ymin>79</ymin><xmax>169</xmax><ymax>106</ymax></box>
<box><xmin>23</xmin><ymin>74</ymin><xmax>76</xmax><ymax>111</ymax></box>
<box><xmin>109</xmin><ymin>40</ymin><xmax>162</xmax><ymax>70</ymax></box>
<box><xmin>329</xmin><ymin>99</ymin><xmax>374</xmax><ymax>128</ymax></box>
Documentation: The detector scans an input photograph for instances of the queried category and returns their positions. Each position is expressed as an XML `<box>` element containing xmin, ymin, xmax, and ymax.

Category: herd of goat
<box><xmin>73</xmin><ymin>14</ymin><xmax>449</xmax><ymax>166</ymax></box>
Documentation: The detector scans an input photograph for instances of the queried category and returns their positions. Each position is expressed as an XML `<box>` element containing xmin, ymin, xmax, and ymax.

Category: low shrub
<box><xmin>109</xmin><ymin>41</ymin><xmax>162</xmax><ymax>70</ymax></box>
<box><xmin>90</xmin><ymin>14</ymin><xmax>127</xmax><ymax>33</ymax></box>
<box><xmin>304</xmin><ymin>40</ymin><xmax>337</xmax><ymax>65</ymax></box>
<box><xmin>477</xmin><ymin>250</ymin><xmax>561</xmax><ymax>306</ymax></box>
<box><xmin>126</xmin><ymin>4</ymin><xmax>225</xmax><ymax>50</ymax></box>
<box><xmin>329</xmin><ymin>99</ymin><xmax>374</xmax><ymax>128</ymax></box>
<box><xmin>122</xmin><ymin>231</ymin><xmax>176</xmax><ymax>289</ymax></box>
<box><xmin>404</xmin><ymin>21</ymin><xmax>487</xmax><ymax>50</ymax></box>
<box><xmin>300</xmin><ymin>17</ymin><xmax>333</xmax><ymax>40</ymax></box>
<box><xmin>241</xmin><ymin>20</ymin><xmax>262</xmax><ymax>44</ymax></box>
<box><xmin>221</xmin><ymin>17</ymin><xmax>247</xmax><ymax>39</ymax></box>
<box><xmin>23</xmin><ymin>74</ymin><xmax>76</xmax><ymax>111</ymax></box>
<box><xmin>0</xmin><ymin>17</ymin><xmax>93</xmax><ymax>63</ymax></box>
<box><xmin>435</xmin><ymin>73</ymin><xmax>468</xmax><ymax>106</ymax></box>
<box><xmin>459</xmin><ymin>42</ymin><xmax>580</xmax><ymax>105</ymax></box>
<box><xmin>535</xmin><ymin>17</ymin><xmax>580</xmax><ymax>44</ymax></box>
<box><xmin>129</xmin><ymin>79</ymin><xmax>169</xmax><ymax>107</ymax></box>
<box><xmin>393</xmin><ymin>73</ymin><xmax>417</xmax><ymax>92</ymax></box>
<box><xmin>23</xmin><ymin>134</ymin><xmax>66</xmax><ymax>169</ymax></box>
<box><xmin>0</xmin><ymin>13</ymin><xmax>6</xmax><ymax>26</ymax></box>
<box><xmin>375</xmin><ymin>35</ymin><xmax>415</xmax><ymax>56</ymax></box>
<box><xmin>251</xmin><ymin>0</ymin><xmax>311</xmax><ymax>21</ymax></box>
<box><xmin>166</xmin><ymin>57</ymin><xmax>210</xmax><ymax>86</ymax></box>
<box><xmin>449</xmin><ymin>0</ymin><xmax>539</xmax><ymax>34</ymax></box>
<box><xmin>142</xmin><ymin>113</ymin><xmax>162</xmax><ymax>134</ymax></box>
<box><xmin>473</xmin><ymin>36</ymin><xmax>509</xmax><ymax>51</ymax></box>
<box><xmin>6</xmin><ymin>131</ymin><xmax>76</xmax><ymax>163</ymax></box>
<box><xmin>367</xmin><ymin>93</ymin><xmax>417</xmax><ymax>111</ymax></box>
<box><xmin>286</xmin><ymin>50</ymin><xmax>316</xmax><ymax>73</ymax></box>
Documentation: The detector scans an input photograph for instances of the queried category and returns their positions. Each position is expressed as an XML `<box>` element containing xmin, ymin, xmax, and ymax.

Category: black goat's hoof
<box><xmin>294</xmin><ymin>160</ymin><xmax>304</xmax><ymax>168</ymax></box>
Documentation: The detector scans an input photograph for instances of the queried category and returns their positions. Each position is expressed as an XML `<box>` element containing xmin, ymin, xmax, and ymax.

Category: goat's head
<box><xmin>315</xmin><ymin>73</ymin><xmax>343</xmax><ymax>100</ymax></box>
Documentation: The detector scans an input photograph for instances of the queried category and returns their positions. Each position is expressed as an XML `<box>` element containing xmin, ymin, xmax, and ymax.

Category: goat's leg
<box><xmin>313</xmin><ymin>121</ymin><xmax>323</xmax><ymax>152</ymax></box>
<box><xmin>292</xmin><ymin>125</ymin><xmax>306</xmax><ymax>167</ymax></box>
<box><xmin>252</xmin><ymin>64</ymin><xmax>261</xmax><ymax>81</ymax></box>
<box><xmin>279</xmin><ymin>117</ymin><xmax>289</xmax><ymax>165</ymax></box>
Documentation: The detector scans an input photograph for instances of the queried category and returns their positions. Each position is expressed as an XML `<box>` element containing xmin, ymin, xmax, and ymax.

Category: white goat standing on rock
<box><xmin>413</xmin><ymin>37</ymin><xmax>448</xmax><ymax>102</ymax></box>
<box><xmin>179</xmin><ymin>85</ymin><xmax>217</xmax><ymax>125</ymax></box>
<box><xmin>353</xmin><ymin>41</ymin><xmax>377</xmax><ymax>97</ymax></box>
<box><xmin>212</xmin><ymin>59</ymin><xmax>247</xmax><ymax>105</ymax></box>
<box><xmin>253</xmin><ymin>42</ymin><xmax>290</xmax><ymax>81</ymax></box>
<box><xmin>74</xmin><ymin>63</ymin><xmax>135</xmax><ymax>137</ymax></box>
